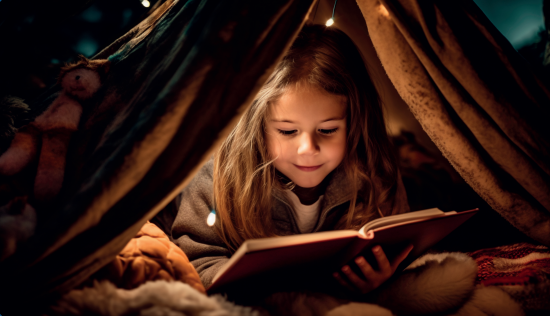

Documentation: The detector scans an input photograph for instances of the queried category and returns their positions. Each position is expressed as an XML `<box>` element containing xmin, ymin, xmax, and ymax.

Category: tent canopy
<box><xmin>0</xmin><ymin>0</ymin><xmax>549</xmax><ymax>310</ymax></box>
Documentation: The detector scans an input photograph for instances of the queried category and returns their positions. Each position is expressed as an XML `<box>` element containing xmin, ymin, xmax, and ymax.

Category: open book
<box><xmin>207</xmin><ymin>208</ymin><xmax>478</xmax><ymax>294</ymax></box>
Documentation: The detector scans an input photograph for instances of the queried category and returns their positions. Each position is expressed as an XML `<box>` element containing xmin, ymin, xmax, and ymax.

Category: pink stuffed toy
<box><xmin>0</xmin><ymin>56</ymin><xmax>110</xmax><ymax>204</ymax></box>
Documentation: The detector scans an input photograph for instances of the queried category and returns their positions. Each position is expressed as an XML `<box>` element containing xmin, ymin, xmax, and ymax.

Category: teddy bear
<box><xmin>0</xmin><ymin>56</ymin><xmax>110</xmax><ymax>204</ymax></box>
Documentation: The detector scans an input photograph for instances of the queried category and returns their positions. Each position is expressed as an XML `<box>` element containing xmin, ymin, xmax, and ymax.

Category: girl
<box><xmin>153</xmin><ymin>24</ymin><xmax>411</xmax><ymax>296</ymax></box>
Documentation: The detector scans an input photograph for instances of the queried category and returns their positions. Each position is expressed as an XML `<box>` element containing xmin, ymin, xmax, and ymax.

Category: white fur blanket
<box><xmin>51</xmin><ymin>281</ymin><xmax>258</xmax><ymax>316</ymax></box>
<box><xmin>51</xmin><ymin>252</ymin><xmax>525</xmax><ymax>316</ymax></box>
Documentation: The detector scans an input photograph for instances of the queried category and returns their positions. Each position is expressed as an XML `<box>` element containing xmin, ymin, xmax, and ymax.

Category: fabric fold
<box><xmin>357</xmin><ymin>0</ymin><xmax>550</xmax><ymax>246</ymax></box>
<box><xmin>0</xmin><ymin>0</ymin><xmax>315</xmax><ymax>310</ymax></box>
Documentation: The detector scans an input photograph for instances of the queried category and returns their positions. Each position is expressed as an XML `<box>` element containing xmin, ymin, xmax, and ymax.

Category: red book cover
<box><xmin>207</xmin><ymin>208</ymin><xmax>478</xmax><ymax>294</ymax></box>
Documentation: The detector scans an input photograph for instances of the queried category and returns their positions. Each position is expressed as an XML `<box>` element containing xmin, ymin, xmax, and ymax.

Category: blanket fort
<box><xmin>0</xmin><ymin>0</ymin><xmax>549</xmax><ymax>314</ymax></box>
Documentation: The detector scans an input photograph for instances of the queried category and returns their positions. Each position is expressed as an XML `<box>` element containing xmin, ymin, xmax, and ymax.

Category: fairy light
<box><xmin>379</xmin><ymin>4</ymin><xmax>390</xmax><ymax>17</ymax></box>
<box><xmin>326</xmin><ymin>0</ymin><xmax>339</xmax><ymax>27</ymax></box>
<box><xmin>207</xmin><ymin>210</ymin><xmax>216</xmax><ymax>226</ymax></box>
<box><xmin>141</xmin><ymin>0</ymin><xmax>150</xmax><ymax>7</ymax></box>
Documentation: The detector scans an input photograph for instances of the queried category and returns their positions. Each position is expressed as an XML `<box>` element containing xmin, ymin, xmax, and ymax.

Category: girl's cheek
<box><xmin>266</xmin><ymin>134</ymin><xmax>285</xmax><ymax>159</ymax></box>
<box><xmin>329</xmin><ymin>134</ymin><xmax>347</xmax><ymax>159</ymax></box>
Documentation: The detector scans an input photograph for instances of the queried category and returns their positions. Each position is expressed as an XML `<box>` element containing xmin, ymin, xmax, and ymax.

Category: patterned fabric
<box><xmin>469</xmin><ymin>243</ymin><xmax>550</xmax><ymax>287</ymax></box>
<box><xmin>469</xmin><ymin>243</ymin><xmax>550</xmax><ymax>311</ymax></box>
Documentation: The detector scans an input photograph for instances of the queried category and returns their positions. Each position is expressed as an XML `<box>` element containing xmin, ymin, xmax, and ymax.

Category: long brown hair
<box><xmin>213</xmin><ymin>25</ymin><xmax>400</xmax><ymax>251</ymax></box>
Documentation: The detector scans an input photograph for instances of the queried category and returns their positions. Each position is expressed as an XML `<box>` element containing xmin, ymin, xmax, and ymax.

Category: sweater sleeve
<box><xmin>167</xmin><ymin>158</ymin><xmax>232</xmax><ymax>288</ymax></box>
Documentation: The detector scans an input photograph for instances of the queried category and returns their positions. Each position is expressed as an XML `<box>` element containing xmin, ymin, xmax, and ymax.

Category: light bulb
<box><xmin>207</xmin><ymin>210</ymin><xmax>216</xmax><ymax>226</ymax></box>
<box><xmin>379</xmin><ymin>4</ymin><xmax>389</xmax><ymax>17</ymax></box>
<box><xmin>325</xmin><ymin>18</ymin><xmax>334</xmax><ymax>26</ymax></box>
<box><xmin>141</xmin><ymin>0</ymin><xmax>150</xmax><ymax>7</ymax></box>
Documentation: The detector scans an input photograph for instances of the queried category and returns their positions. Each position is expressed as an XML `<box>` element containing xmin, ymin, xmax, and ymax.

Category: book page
<box><xmin>244</xmin><ymin>229</ymin><xmax>358</xmax><ymax>252</ymax></box>
<box><xmin>359</xmin><ymin>208</ymin><xmax>454</xmax><ymax>235</ymax></box>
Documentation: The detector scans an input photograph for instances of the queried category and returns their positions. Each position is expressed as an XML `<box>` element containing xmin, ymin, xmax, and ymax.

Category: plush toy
<box><xmin>0</xmin><ymin>56</ymin><xmax>110</xmax><ymax>204</ymax></box>
<box><xmin>0</xmin><ymin>196</ymin><xmax>36</xmax><ymax>261</ymax></box>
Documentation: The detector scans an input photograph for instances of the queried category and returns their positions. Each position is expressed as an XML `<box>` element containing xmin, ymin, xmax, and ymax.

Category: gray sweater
<box><xmin>152</xmin><ymin>158</ymin><xmax>409</xmax><ymax>288</ymax></box>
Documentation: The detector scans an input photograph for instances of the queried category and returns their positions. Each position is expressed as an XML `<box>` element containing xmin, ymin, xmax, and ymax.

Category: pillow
<box><xmin>94</xmin><ymin>221</ymin><xmax>206</xmax><ymax>294</ymax></box>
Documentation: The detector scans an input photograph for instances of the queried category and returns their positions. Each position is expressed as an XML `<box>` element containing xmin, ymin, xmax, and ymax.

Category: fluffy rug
<box><xmin>50</xmin><ymin>280</ymin><xmax>259</xmax><ymax>316</ymax></box>
<box><xmin>370</xmin><ymin>253</ymin><xmax>523</xmax><ymax>316</ymax></box>
<box><xmin>51</xmin><ymin>252</ymin><xmax>524</xmax><ymax>316</ymax></box>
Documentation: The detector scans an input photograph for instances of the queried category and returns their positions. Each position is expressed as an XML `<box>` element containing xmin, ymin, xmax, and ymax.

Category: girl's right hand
<box><xmin>333</xmin><ymin>244</ymin><xmax>413</xmax><ymax>295</ymax></box>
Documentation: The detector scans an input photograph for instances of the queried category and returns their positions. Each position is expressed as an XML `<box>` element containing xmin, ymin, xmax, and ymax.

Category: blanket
<box><xmin>53</xmin><ymin>240</ymin><xmax>550</xmax><ymax>316</ymax></box>
<box><xmin>469</xmin><ymin>243</ymin><xmax>550</xmax><ymax>311</ymax></box>
<box><xmin>51</xmin><ymin>280</ymin><xmax>257</xmax><ymax>316</ymax></box>
<box><xmin>357</xmin><ymin>0</ymin><xmax>550</xmax><ymax>246</ymax></box>
<box><xmin>0</xmin><ymin>1</ymin><xmax>317</xmax><ymax>309</ymax></box>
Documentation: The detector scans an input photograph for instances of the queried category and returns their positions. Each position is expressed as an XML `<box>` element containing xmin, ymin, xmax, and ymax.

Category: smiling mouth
<box><xmin>294</xmin><ymin>164</ymin><xmax>323</xmax><ymax>172</ymax></box>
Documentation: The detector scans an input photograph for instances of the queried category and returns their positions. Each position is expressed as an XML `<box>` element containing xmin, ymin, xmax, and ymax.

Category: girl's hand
<box><xmin>333</xmin><ymin>244</ymin><xmax>413</xmax><ymax>294</ymax></box>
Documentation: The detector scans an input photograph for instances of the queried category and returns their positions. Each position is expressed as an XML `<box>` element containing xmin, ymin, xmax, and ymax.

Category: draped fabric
<box><xmin>2</xmin><ymin>0</ymin><xmax>550</xmax><ymax>312</ymax></box>
<box><xmin>0</xmin><ymin>0</ymin><xmax>315</xmax><ymax>310</ymax></box>
<box><xmin>357</xmin><ymin>0</ymin><xmax>550</xmax><ymax>246</ymax></box>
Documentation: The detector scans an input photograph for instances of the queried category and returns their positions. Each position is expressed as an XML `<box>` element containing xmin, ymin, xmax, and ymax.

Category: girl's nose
<box><xmin>297</xmin><ymin>133</ymin><xmax>319</xmax><ymax>156</ymax></box>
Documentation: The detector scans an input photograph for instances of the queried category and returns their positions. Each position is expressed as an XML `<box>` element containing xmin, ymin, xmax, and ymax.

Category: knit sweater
<box><xmin>152</xmin><ymin>158</ymin><xmax>409</xmax><ymax>288</ymax></box>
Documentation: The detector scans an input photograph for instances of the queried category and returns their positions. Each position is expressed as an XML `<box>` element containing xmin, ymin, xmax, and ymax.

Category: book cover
<box><xmin>207</xmin><ymin>208</ymin><xmax>478</xmax><ymax>294</ymax></box>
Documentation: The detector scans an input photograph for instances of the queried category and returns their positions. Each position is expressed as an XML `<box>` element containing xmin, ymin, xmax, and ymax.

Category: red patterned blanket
<box><xmin>469</xmin><ymin>243</ymin><xmax>550</xmax><ymax>311</ymax></box>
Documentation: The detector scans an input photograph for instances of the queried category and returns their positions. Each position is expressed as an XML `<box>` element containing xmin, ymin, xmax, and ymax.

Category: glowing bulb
<box><xmin>207</xmin><ymin>210</ymin><xmax>216</xmax><ymax>226</ymax></box>
<box><xmin>141</xmin><ymin>0</ymin><xmax>150</xmax><ymax>7</ymax></box>
<box><xmin>325</xmin><ymin>18</ymin><xmax>334</xmax><ymax>26</ymax></box>
<box><xmin>379</xmin><ymin>4</ymin><xmax>389</xmax><ymax>17</ymax></box>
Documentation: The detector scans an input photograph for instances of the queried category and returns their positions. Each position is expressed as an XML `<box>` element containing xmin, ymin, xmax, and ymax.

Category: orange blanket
<box><xmin>94</xmin><ymin>221</ymin><xmax>205</xmax><ymax>294</ymax></box>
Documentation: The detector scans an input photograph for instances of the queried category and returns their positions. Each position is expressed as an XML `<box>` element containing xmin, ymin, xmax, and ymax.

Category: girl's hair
<box><xmin>213</xmin><ymin>24</ymin><xmax>400</xmax><ymax>251</ymax></box>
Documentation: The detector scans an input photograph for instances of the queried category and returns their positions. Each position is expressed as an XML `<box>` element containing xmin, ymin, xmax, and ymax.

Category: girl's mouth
<box><xmin>294</xmin><ymin>164</ymin><xmax>323</xmax><ymax>172</ymax></box>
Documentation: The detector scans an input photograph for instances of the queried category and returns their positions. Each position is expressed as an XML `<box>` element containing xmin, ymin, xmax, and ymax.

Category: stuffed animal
<box><xmin>0</xmin><ymin>196</ymin><xmax>36</xmax><ymax>261</ymax></box>
<box><xmin>0</xmin><ymin>56</ymin><xmax>110</xmax><ymax>204</ymax></box>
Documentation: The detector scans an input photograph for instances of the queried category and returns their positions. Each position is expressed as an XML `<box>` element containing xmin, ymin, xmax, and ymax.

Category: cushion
<box><xmin>94</xmin><ymin>221</ymin><xmax>205</xmax><ymax>294</ymax></box>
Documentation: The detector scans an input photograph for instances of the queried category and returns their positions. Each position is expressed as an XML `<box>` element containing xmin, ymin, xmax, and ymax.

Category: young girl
<box><xmin>153</xmin><ymin>24</ymin><xmax>411</xmax><ymax>296</ymax></box>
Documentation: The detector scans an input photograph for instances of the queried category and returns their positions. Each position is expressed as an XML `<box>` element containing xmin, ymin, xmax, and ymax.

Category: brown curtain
<box><xmin>357</xmin><ymin>0</ymin><xmax>550</xmax><ymax>246</ymax></box>
<box><xmin>0</xmin><ymin>0</ymin><xmax>315</xmax><ymax>310</ymax></box>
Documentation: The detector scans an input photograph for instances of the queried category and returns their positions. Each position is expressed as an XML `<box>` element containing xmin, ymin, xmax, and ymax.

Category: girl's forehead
<box><xmin>268</xmin><ymin>85</ymin><xmax>347</xmax><ymax>121</ymax></box>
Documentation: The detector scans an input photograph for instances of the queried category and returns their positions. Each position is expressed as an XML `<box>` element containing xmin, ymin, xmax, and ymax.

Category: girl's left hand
<box><xmin>333</xmin><ymin>244</ymin><xmax>414</xmax><ymax>294</ymax></box>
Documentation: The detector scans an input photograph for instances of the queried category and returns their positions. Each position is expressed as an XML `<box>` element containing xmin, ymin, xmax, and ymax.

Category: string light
<box><xmin>379</xmin><ymin>4</ymin><xmax>390</xmax><ymax>17</ymax></box>
<box><xmin>207</xmin><ymin>210</ymin><xmax>216</xmax><ymax>226</ymax></box>
<box><xmin>141</xmin><ymin>0</ymin><xmax>150</xmax><ymax>7</ymax></box>
<box><xmin>326</xmin><ymin>0</ymin><xmax>339</xmax><ymax>26</ymax></box>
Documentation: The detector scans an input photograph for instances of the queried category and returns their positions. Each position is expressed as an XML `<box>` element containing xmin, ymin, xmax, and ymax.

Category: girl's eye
<box><xmin>319</xmin><ymin>128</ymin><xmax>338</xmax><ymax>135</ymax></box>
<box><xmin>277</xmin><ymin>129</ymin><xmax>297</xmax><ymax>135</ymax></box>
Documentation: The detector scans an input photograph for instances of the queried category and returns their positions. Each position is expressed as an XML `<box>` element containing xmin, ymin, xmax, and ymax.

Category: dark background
<box><xmin>0</xmin><ymin>0</ymin><xmax>547</xmax><ymax>104</ymax></box>
<box><xmin>0</xmin><ymin>0</ymin><xmax>161</xmax><ymax>102</ymax></box>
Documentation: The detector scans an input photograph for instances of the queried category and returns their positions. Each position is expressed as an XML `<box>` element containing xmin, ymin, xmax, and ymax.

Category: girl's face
<box><xmin>266</xmin><ymin>85</ymin><xmax>347</xmax><ymax>188</ymax></box>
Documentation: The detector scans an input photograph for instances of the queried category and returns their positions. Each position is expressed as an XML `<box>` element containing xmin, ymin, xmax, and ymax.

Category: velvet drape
<box><xmin>357</xmin><ymin>0</ymin><xmax>550</xmax><ymax>246</ymax></box>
